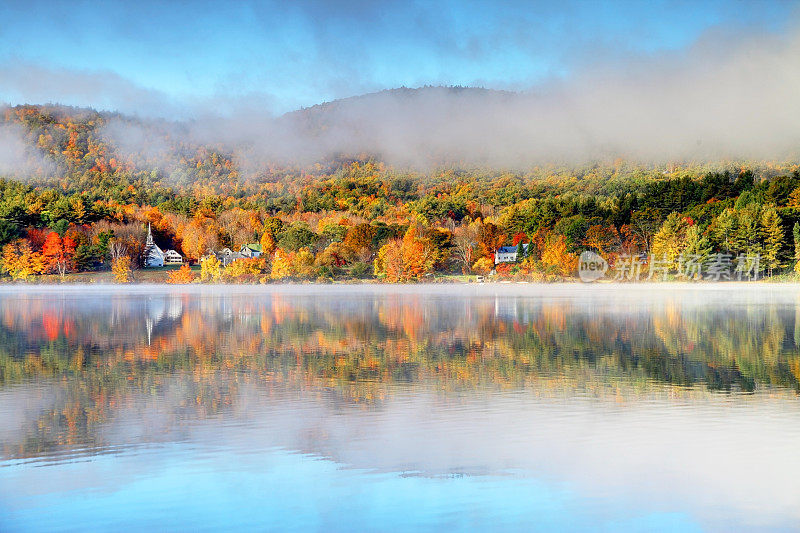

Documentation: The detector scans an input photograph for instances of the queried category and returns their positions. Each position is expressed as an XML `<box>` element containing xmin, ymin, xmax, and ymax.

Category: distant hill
<box><xmin>1</xmin><ymin>87</ymin><xmax>798</xmax><ymax>190</ymax></box>
<box><xmin>283</xmin><ymin>85</ymin><xmax>516</xmax><ymax>129</ymax></box>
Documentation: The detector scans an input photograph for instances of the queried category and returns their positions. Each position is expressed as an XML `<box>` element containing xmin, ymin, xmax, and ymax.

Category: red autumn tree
<box><xmin>42</xmin><ymin>232</ymin><xmax>77</xmax><ymax>278</ymax></box>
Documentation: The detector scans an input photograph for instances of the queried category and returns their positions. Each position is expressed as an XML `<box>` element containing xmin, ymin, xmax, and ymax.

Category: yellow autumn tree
<box><xmin>471</xmin><ymin>256</ymin><xmax>494</xmax><ymax>275</ymax></box>
<box><xmin>541</xmin><ymin>235</ymin><xmax>578</xmax><ymax>277</ymax></box>
<box><xmin>200</xmin><ymin>254</ymin><xmax>222</xmax><ymax>282</ymax></box>
<box><xmin>112</xmin><ymin>256</ymin><xmax>133</xmax><ymax>283</ymax></box>
<box><xmin>294</xmin><ymin>248</ymin><xmax>316</xmax><ymax>279</ymax></box>
<box><xmin>1</xmin><ymin>240</ymin><xmax>45</xmax><ymax>280</ymax></box>
<box><xmin>651</xmin><ymin>212</ymin><xmax>692</xmax><ymax>270</ymax></box>
<box><xmin>270</xmin><ymin>249</ymin><xmax>294</xmax><ymax>280</ymax></box>
<box><xmin>374</xmin><ymin>239</ymin><xmax>404</xmax><ymax>282</ymax></box>
<box><xmin>224</xmin><ymin>257</ymin><xmax>263</xmax><ymax>283</ymax></box>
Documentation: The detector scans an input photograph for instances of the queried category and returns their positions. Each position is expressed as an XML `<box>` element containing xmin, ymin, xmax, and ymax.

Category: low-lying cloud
<box><xmin>0</xmin><ymin>123</ymin><xmax>54</xmax><ymax>177</ymax></box>
<box><xmin>5</xmin><ymin>22</ymin><xmax>800</xmax><ymax>173</ymax></box>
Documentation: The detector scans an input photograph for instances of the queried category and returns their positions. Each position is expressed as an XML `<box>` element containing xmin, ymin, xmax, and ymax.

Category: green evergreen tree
<box><xmin>737</xmin><ymin>204</ymin><xmax>763</xmax><ymax>259</ymax></box>
<box><xmin>709</xmin><ymin>208</ymin><xmax>737</xmax><ymax>254</ymax></box>
<box><xmin>515</xmin><ymin>242</ymin><xmax>524</xmax><ymax>263</ymax></box>
<box><xmin>0</xmin><ymin>219</ymin><xmax>21</xmax><ymax>246</ymax></box>
<box><xmin>683</xmin><ymin>225</ymin><xmax>712</xmax><ymax>260</ymax></box>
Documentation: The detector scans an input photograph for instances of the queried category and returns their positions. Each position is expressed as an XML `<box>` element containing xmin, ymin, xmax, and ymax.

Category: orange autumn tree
<box><xmin>375</xmin><ymin>223</ymin><xmax>436</xmax><ymax>282</ymax></box>
<box><xmin>476</xmin><ymin>221</ymin><xmax>505</xmax><ymax>260</ymax></box>
<box><xmin>167</xmin><ymin>264</ymin><xmax>196</xmax><ymax>284</ymax></box>
<box><xmin>401</xmin><ymin>223</ymin><xmax>435</xmax><ymax>279</ymax></box>
<box><xmin>42</xmin><ymin>232</ymin><xmax>77</xmax><ymax>278</ymax></box>
<box><xmin>343</xmin><ymin>223</ymin><xmax>374</xmax><ymax>261</ymax></box>
<box><xmin>541</xmin><ymin>234</ymin><xmax>578</xmax><ymax>277</ymax></box>
<box><xmin>181</xmin><ymin>211</ymin><xmax>221</xmax><ymax>261</ymax></box>
<box><xmin>582</xmin><ymin>224</ymin><xmax>620</xmax><ymax>258</ymax></box>
<box><xmin>260</xmin><ymin>230</ymin><xmax>277</xmax><ymax>256</ymax></box>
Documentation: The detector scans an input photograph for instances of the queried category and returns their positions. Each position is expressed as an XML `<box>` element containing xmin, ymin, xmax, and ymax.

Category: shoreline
<box><xmin>1</xmin><ymin>271</ymin><xmax>798</xmax><ymax>287</ymax></box>
<box><xmin>1</xmin><ymin>280</ymin><xmax>798</xmax><ymax>291</ymax></box>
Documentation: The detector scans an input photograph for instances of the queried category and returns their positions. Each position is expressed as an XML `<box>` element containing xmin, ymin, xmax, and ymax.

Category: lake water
<box><xmin>1</xmin><ymin>284</ymin><xmax>799</xmax><ymax>532</ymax></box>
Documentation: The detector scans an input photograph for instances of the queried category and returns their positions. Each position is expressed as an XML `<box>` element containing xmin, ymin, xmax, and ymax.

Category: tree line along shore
<box><xmin>3</xmin><ymin>105</ymin><xmax>800</xmax><ymax>283</ymax></box>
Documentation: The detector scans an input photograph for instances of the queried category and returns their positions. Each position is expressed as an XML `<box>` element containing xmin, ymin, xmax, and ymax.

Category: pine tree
<box><xmin>515</xmin><ymin>242</ymin><xmax>524</xmax><ymax>263</ymax></box>
<box><xmin>739</xmin><ymin>204</ymin><xmax>763</xmax><ymax>259</ymax></box>
<box><xmin>683</xmin><ymin>225</ymin><xmax>712</xmax><ymax>261</ymax></box>
<box><xmin>760</xmin><ymin>206</ymin><xmax>783</xmax><ymax>276</ymax></box>
<box><xmin>793</xmin><ymin>222</ymin><xmax>800</xmax><ymax>275</ymax></box>
<box><xmin>709</xmin><ymin>208</ymin><xmax>737</xmax><ymax>254</ymax></box>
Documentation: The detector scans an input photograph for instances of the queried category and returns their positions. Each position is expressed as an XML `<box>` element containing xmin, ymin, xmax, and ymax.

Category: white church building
<box><xmin>142</xmin><ymin>224</ymin><xmax>183</xmax><ymax>267</ymax></box>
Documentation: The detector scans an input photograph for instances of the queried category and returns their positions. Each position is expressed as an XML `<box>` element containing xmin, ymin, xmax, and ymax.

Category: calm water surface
<box><xmin>1</xmin><ymin>284</ymin><xmax>799</xmax><ymax>532</ymax></box>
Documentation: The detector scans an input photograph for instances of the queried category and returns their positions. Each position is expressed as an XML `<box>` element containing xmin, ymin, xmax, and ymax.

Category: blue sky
<box><xmin>0</xmin><ymin>0</ymin><xmax>797</xmax><ymax>115</ymax></box>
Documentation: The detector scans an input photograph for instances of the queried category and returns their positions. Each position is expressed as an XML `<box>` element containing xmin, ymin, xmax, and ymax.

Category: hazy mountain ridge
<box><xmin>1</xmin><ymin>86</ymin><xmax>798</xmax><ymax>192</ymax></box>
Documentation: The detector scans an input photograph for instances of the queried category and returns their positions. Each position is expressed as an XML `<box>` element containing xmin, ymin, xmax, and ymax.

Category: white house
<box><xmin>142</xmin><ymin>224</ymin><xmax>165</xmax><ymax>267</ymax></box>
<box><xmin>163</xmin><ymin>249</ymin><xmax>184</xmax><ymax>264</ymax></box>
<box><xmin>494</xmin><ymin>244</ymin><xmax>529</xmax><ymax>264</ymax></box>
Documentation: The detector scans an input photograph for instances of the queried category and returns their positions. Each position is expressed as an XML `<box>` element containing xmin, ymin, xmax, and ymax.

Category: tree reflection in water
<box><xmin>1</xmin><ymin>285</ymin><xmax>799</xmax><ymax>460</ymax></box>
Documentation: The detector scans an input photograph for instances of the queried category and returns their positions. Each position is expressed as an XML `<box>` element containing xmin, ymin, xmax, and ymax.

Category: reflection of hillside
<box><xmin>2</xmin><ymin>292</ymin><xmax>800</xmax><ymax>390</ymax></box>
<box><xmin>2</xmin><ymin>290</ymin><xmax>800</xmax><ymax>459</ymax></box>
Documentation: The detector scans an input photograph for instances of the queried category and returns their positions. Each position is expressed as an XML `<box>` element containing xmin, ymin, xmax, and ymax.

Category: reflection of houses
<box><xmin>145</xmin><ymin>295</ymin><xmax>184</xmax><ymax>345</ymax></box>
<box><xmin>494</xmin><ymin>296</ymin><xmax>535</xmax><ymax>324</ymax></box>
<box><xmin>494</xmin><ymin>244</ymin><xmax>529</xmax><ymax>264</ymax></box>
<box><xmin>142</xmin><ymin>224</ymin><xmax>184</xmax><ymax>267</ymax></box>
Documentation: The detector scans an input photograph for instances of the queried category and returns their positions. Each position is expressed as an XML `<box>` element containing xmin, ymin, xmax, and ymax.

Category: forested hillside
<box><xmin>1</xmin><ymin>103</ymin><xmax>800</xmax><ymax>282</ymax></box>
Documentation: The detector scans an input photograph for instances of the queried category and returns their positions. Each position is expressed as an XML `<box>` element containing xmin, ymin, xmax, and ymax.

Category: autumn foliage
<box><xmin>2</xmin><ymin>104</ymin><xmax>800</xmax><ymax>283</ymax></box>
<box><xmin>112</xmin><ymin>256</ymin><xmax>133</xmax><ymax>283</ymax></box>
<box><xmin>167</xmin><ymin>265</ymin><xmax>196</xmax><ymax>284</ymax></box>
<box><xmin>42</xmin><ymin>232</ymin><xmax>77</xmax><ymax>277</ymax></box>
<box><xmin>2</xmin><ymin>240</ymin><xmax>45</xmax><ymax>280</ymax></box>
